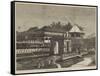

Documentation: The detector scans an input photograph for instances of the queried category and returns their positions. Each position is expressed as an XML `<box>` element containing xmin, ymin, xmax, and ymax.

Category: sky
<box><xmin>15</xmin><ymin>2</ymin><xmax>97</xmax><ymax>37</ymax></box>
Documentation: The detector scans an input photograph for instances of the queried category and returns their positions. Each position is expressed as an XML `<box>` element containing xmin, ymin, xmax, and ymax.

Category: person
<box><xmin>37</xmin><ymin>58</ymin><xmax>45</xmax><ymax>68</ymax></box>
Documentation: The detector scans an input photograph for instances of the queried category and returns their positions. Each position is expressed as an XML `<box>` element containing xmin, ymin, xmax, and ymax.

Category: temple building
<box><xmin>16</xmin><ymin>24</ymin><xmax>84</xmax><ymax>60</ymax></box>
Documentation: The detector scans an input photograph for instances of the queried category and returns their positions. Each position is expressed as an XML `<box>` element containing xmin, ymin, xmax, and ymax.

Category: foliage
<box><xmin>40</xmin><ymin>21</ymin><xmax>73</xmax><ymax>32</ymax></box>
<box><xmin>23</xmin><ymin>21</ymin><xmax>84</xmax><ymax>33</ymax></box>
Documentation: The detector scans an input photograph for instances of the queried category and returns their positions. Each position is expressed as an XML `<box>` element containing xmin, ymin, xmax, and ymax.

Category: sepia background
<box><xmin>15</xmin><ymin>2</ymin><xmax>96</xmax><ymax>37</ymax></box>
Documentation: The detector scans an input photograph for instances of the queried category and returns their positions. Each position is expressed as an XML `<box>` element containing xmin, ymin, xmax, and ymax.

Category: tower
<box><xmin>69</xmin><ymin>25</ymin><xmax>84</xmax><ymax>53</ymax></box>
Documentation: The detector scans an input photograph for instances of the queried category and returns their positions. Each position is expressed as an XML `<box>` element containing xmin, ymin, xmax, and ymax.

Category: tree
<box><xmin>55</xmin><ymin>21</ymin><xmax>62</xmax><ymax>28</ymax></box>
<box><xmin>50</xmin><ymin>22</ymin><xmax>56</xmax><ymax>27</ymax></box>
<box><xmin>50</xmin><ymin>21</ymin><xmax>62</xmax><ymax>28</ymax></box>
<box><xmin>63</xmin><ymin>22</ymin><xmax>72</xmax><ymax>31</ymax></box>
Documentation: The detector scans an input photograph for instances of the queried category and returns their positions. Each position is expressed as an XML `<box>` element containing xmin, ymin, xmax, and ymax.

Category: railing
<box><xmin>17</xmin><ymin>40</ymin><xmax>44</xmax><ymax>44</ymax></box>
<box><xmin>62</xmin><ymin>52</ymin><xmax>81</xmax><ymax>60</ymax></box>
<box><xmin>16</xmin><ymin>48</ymin><xmax>50</xmax><ymax>54</ymax></box>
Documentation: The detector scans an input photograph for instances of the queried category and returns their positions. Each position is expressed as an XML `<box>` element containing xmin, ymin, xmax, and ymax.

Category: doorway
<box><xmin>54</xmin><ymin>41</ymin><xmax>59</xmax><ymax>54</ymax></box>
